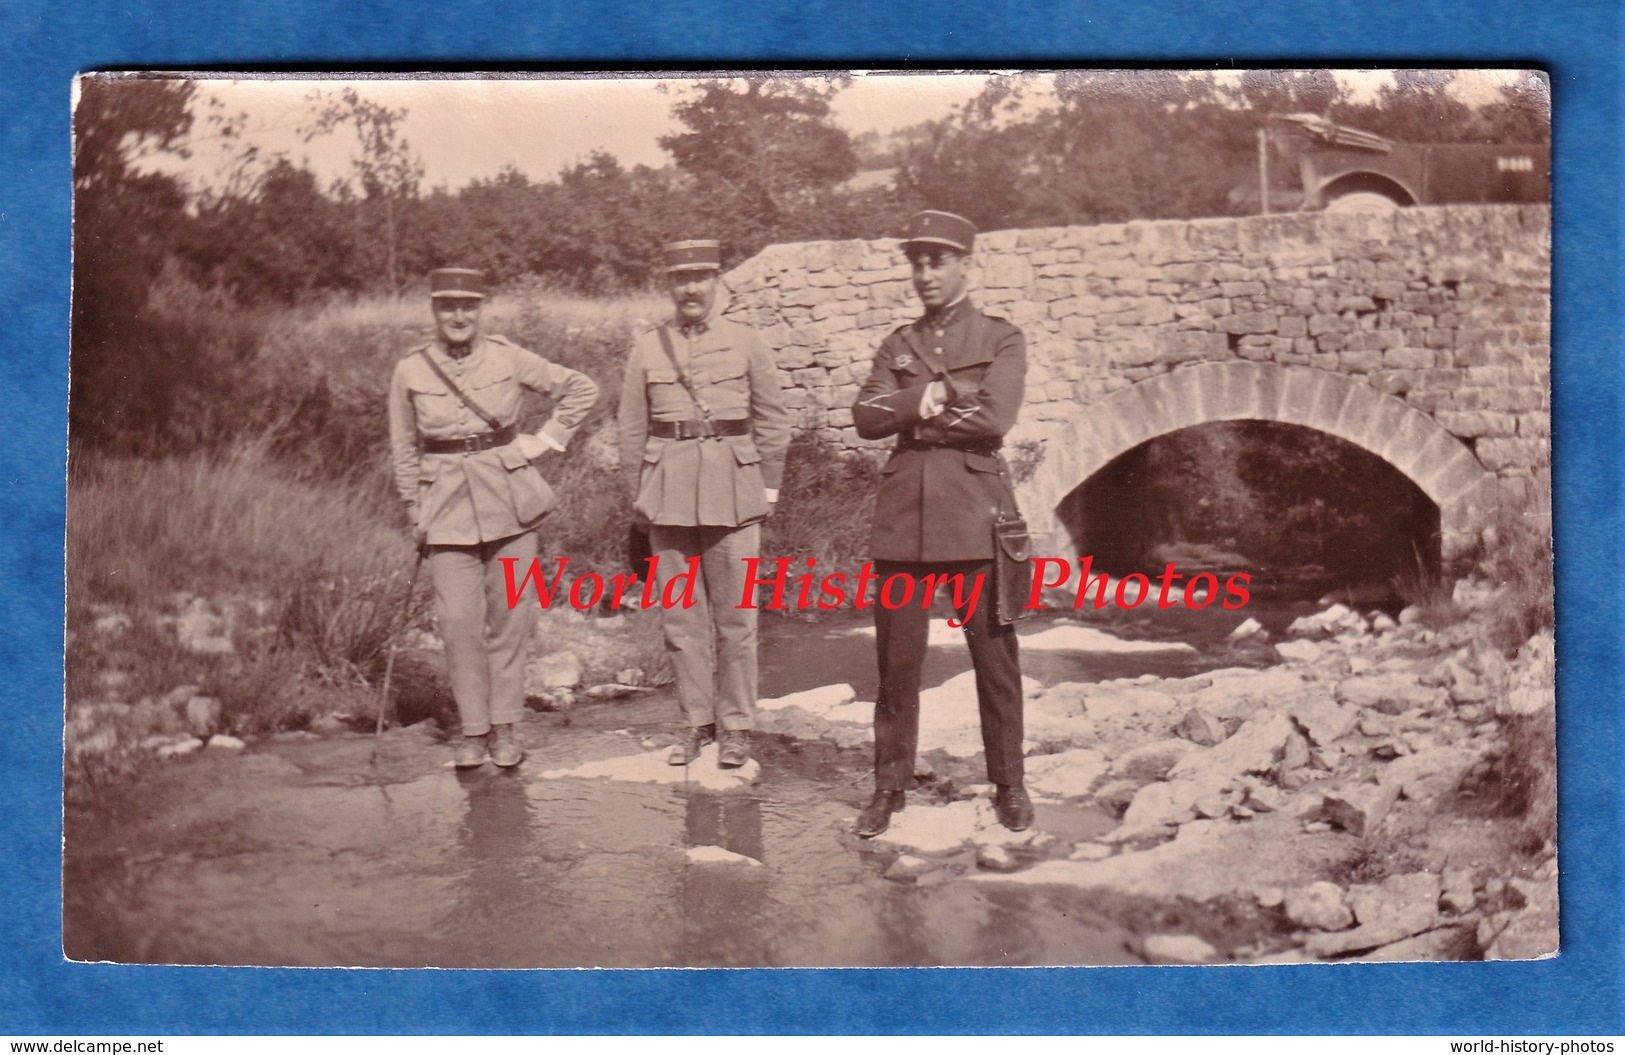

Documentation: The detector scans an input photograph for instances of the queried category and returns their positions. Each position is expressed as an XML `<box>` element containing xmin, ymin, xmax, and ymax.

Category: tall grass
<box><xmin>66</xmin><ymin>443</ymin><xmax>428</xmax><ymax>737</ymax></box>
<box><xmin>764</xmin><ymin>434</ymin><xmax>882</xmax><ymax>575</ymax></box>
<box><xmin>68</xmin><ymin>440</ymin><xmax>413</xmax><ymax>606</ymax></box>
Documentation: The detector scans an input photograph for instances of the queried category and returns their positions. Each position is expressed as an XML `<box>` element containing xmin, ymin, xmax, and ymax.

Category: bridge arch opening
<box><xmin>1019</xmin><ymin>363</ymin><xmax>1497</xmax><ymax>583</ymax></box>
<box><xmin>1055</xmin><ymin>420</ymin><xmax>1441</xmax><ymax>603</ymax></box>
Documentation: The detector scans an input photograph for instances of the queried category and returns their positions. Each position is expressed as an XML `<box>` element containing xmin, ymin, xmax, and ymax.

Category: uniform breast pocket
<box><xmin>467</xmin><ymin>371</ymin><xmax>519</xmax><ymax>422</ymax></box>
<box><xmin>892</xmin><ymin>360</ymin><xmax>927</xmax><ymax>385</ymax></box>
<box><xmin>410</xmin><ymin>385</ymin><xmax>462</xmax><ymax>432</ymax></box>
<box><xmin>947</xmin><ymin>355</ymin><xmax>994</xmax><ymax>391</ymax></box>
<box><xmin>697</xmin><ymin>357</ymin><xmax>751</xmax><ymax>417</ymax></box>
<box><xmin>645</xmin><ymin>367</ymin><xmax>691</xmax><ymax>417</ymax></box>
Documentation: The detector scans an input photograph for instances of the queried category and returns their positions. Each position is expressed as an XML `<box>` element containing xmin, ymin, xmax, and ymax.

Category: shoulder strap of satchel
<box><xmin>655</xmin><ymin>325</ymin><xmax>713</xmax><ymax>421</ymax></box>
<box><xmin>416</xmin><ymin>347</ymin><xmax>502</xmax><ymax>432</ymax></box>
<box><xmin>901</xmin><ymin>325</ymin><xmax>949</xmax><ymax>381</ymax></box>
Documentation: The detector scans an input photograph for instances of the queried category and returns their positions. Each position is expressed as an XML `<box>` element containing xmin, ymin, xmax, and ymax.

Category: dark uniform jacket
<box><xmin>852</xmin><ymin>298</ymin><xmax>1027</xmax><ymax>562</ymax></box>
<box><xmin>618</xmin><ymin>314</ymin><xmax>792</xmax><ymax>527</ymax></box>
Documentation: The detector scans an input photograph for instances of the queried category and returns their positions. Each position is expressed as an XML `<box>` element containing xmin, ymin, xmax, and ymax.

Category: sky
<box><xmin>159</xmin><ymin>69</ymin><xmax>1530</xmax><ymax>198</ymax></box>
<box><xmin>168</xmin><ymin>72</ymin><xmax>996</xmax><ymax>194</ymax></box>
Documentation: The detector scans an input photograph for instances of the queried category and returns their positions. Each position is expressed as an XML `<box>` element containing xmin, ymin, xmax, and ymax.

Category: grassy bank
<box><xmin>66</xmin><ymin>446</ymin><xmax>426</xmax><ymax>782</ymax></box>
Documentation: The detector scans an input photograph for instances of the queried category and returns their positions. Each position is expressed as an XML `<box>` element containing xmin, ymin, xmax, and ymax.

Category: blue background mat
<box><xmin>6</xmin><ymin>0</ymin><xmax>1621</xmax><ymax>1035</ymax></box>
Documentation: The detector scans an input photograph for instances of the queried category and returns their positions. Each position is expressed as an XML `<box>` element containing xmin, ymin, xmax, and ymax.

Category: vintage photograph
<box><xmin>64</xmin><ymin>69</ymin><xmax>1555</xmax><ymax>969</ymax></box>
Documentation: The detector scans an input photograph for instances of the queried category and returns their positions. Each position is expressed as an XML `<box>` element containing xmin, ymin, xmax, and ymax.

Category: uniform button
<box><xmin>933</xmin><ymin>347</ymin><xmax>943</xmax><ymax>355</ymax></box>
<box><xmin>935</xmin><ymin>330</ymin><xmax>945</xmax><ymax>337</ymax></box>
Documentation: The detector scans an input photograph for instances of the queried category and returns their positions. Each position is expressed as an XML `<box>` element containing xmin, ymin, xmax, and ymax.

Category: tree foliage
<box><xmin>303</xmin><ymin>88</ymin><xmax>426</xmax><ymax>292</ymax></box>
<box><xmin>72</xmin><ymin>76</ymin><xmax>200</xmax><ymax>451</ymax></box>
<box><xmin>659</xmin><ymin>76</ymin><xmax>861</xmax><ymax>258</ymax></box>
<box><xmin>898</xmin><ymin>70</ymin><xmax>1550</xmax><ymax>231</ymax></box>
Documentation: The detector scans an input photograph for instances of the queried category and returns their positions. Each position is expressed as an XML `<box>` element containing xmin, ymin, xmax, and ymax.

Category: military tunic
<box><xmin>852</xmin><ymin>298</ymin><xmax>1027</xmax><ymax>560</ymax></box>
<box><xmin>618</xmin><ymin>316</ymin><xmax>791</xmax><ymax>527</ymax></box>
<box><xmin>850</xmin><ymin>297</ymin><xmax>1029</xmax><ymax>790</ymax></box>
<box><xmin>617</xmin><ymin>313</ymin><xmax>790</xmax><ymax>732</ymax></box>
<box><xmin>389</xmin><ymin>334</ymin><xmax>599</xmax><ymax>545</ymax></box>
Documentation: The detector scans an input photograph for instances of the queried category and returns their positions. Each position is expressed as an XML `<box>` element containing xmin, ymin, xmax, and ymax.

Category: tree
<box><xmin>71</xmin><ymin>75</ymin><xmax>198</xmax><ymax>450</ymax></box>
<box><xmin>304</xmin><ymin>88</ymin><xmax>425</xmax><ymax>292</ymax></box>
<box><xmin>659</xmin><ymin>76</ymin><xmax>860</xmax><ymax>259</ymax></box>
<box><xmin>423</xmin><ymin>166</ymin><xmax>547</xmax><ymax>282</ymax></box>
<box><xmin>897</xmin><ymin>71</ymin><xmax>1247</xmax><ymax>230</ymax></box>
<box><xmin>181</xmin><ymin>158</ymin><xmax>358</xmax><ymax>303</ymax></box>
<box><xmin>1476</xmin><ymin>74</ymin><xmax>1553</xmax><ymax>145</ymax></box>
<box><xmin>1338</xmin><ymin>70</ymin><xmax>1479</xmax><ymax>143</ymax></box>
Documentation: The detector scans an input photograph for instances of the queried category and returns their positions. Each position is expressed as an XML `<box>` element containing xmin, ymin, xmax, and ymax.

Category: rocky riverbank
<box><xmin>742</xmin><ymin>586</ymin><xmax>1557</xmax><ymax>962</ymax></box>
<box><xmin>65</xmin><ymin>580</ymin><xmax>1556</xmax><ymax>965</ymax></box>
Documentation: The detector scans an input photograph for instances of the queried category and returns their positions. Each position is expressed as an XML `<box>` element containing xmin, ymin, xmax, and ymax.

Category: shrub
<box><xmin>1473</xmin><ymin>503</ymin><xmax>1555</xmax><ymax>654</ymax></box>
<box><xmin>762</xmin><ymin>434</ymin><xmax>883</xmax><ymax>576</ymax></box>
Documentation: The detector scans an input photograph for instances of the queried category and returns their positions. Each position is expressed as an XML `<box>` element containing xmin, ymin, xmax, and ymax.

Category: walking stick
<box><xmin>372</xmin><ymin>545</ymin><xmax>427</xmax><ymax>765</ymax></box>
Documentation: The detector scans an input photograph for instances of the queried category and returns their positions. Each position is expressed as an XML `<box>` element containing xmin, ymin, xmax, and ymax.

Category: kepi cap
<box><xmin>429</xmin><ymin>268</ymin><xmax>486</xmax><ymax>299</ymax></box>
<box><xmin>900</xmin><ymin>210</ymin><xmax>976</xmax><ymax>254</ymax></box>
<box><xmin>662</xmin><ymin>240</ymin><xmax>723</xmax><ymax>273</ymax></box>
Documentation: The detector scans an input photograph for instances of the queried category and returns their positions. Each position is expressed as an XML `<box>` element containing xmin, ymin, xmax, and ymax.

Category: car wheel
<box><xmin>1324</xmin><ymin>191</ymin><xmax>1404</xmax><ymax>214</ymax></box>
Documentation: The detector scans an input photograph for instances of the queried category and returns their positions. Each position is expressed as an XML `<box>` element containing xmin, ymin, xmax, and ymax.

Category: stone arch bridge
<box><xmin>723</xmin><ymin>205</ymin><xmax>1550</xmax><ymax>563</ymax></box>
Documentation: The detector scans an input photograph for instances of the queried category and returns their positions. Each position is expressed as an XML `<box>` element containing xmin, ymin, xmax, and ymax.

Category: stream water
<box><xmin>64</xmin><ymin>601</ymin><xmax>1322</xmax><ymax>969</ymax></box>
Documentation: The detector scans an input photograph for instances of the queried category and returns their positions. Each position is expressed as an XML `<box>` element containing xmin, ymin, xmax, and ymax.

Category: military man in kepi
<box><xmin>388</xmin><ymin>268</ymin><xmax>600</xmax><ymax>769</ymax></box>
<box><xmin>849</xmin><ymin>210</ymin><xmax>1034</xmax><ymax>837</ymax></box>
<box><xmin>618</xmin><ymin>240</ymin><xmax>791</xmax><ymax>770</ymax></box>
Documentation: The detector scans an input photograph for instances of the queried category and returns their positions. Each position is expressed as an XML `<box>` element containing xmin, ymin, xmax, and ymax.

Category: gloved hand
<box><xmin>920</xmin><ymin>380</ymin><xmax>949</xmax><ymax>419</ymax></box>
<box><xmin>514</xmin><ymin>433</ymin><xmax>551</xmax><ymax>460</ymax></box>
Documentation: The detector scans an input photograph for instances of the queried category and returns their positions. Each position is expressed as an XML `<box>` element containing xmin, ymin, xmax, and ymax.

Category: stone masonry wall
<box><xmin>722</xmin><ymin>205</ymin><xmax>1550</xmax><ymax>556</ymax></box>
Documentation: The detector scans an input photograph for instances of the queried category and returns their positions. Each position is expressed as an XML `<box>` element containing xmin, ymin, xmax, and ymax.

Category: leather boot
<box><xmin>994</xmin><ymin>783</ymin><xmax>1034</xmax><ymax>831</ymax></box>
<box><xmin>854</xmin><ymin>789</ymin><xmax>906</xmax><ymax>838</ymax></box>
<box><xmin>717</xmin><ymin>729</ymin><xmax>751</xmax><ymax>769</ymax></box>
<box><xmin>667</xmin><ymin>724</ymin><xmax>716</xmax><ymax>766</ymax></box>
<box><xmin>453</xmin><ymin>733</ymin><xmax>488</xmax><ymax>769</ymax></box>
<box><xmin>489</xmin><ymin>723</ymin><xmax>525</xmax><ymax>768</ymax></box>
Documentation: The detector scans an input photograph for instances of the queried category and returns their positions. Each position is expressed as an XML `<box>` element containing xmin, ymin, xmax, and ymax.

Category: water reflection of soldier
<box><xmin>450</xmin><ymin>769</ymin><xmax>534</xmax><ymax>965</ymax></box>
<box><xmin>849</xmin><ymin>211</ymin><xmax>1034</xmax><ymax>838</ymax></box>
<box><xmin>678</xmin><ymin>791</ymin><xmax>769</xmax><ymax>965</ymax></box>
<box><xmin>617</xmin><ymin>241</ymin><xmax>791</xmax><ymax>770</ymax></box>
<box><xmin>388</xmin><ymin>268</ymin><xmax>600</xmax><ymax>769</ymax></box>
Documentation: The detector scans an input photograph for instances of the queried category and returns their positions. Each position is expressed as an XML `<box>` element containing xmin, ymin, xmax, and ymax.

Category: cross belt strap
<box><xmin>649</xmin><ymin>418</ymin><xmax>751</xmax><ymax>440</ymax></box>
<box><xmin>416</xmin><ymin>347</ymin><xmax>504</xmax><ymax>432</ymax></box>
<box><xmin>654</xmin><ymin>325</ymin><xmax>715</xmax><ymax>422</ymax></box>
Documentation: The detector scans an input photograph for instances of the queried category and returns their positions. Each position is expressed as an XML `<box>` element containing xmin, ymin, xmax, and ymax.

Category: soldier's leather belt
<box><xmin>650</xmin><ymin>418</ymin><xmax>751</xmax><ymax>439</ymax></box>
<box><xmin>901</xmin><ymin>437</ymin><xmax>1003</xmax><ymax>455</ymax></box>
<box><xmin>421</xmin><ymin>424</ymin><xmax>517</xmax><ymax>454</ymax></box>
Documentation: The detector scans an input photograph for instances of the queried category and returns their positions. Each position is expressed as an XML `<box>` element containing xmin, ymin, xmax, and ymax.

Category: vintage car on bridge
<box><xmin>1268</xmin><ymin>113</ymin><xmax>1550</xmax><ymax>213</ymax></box>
